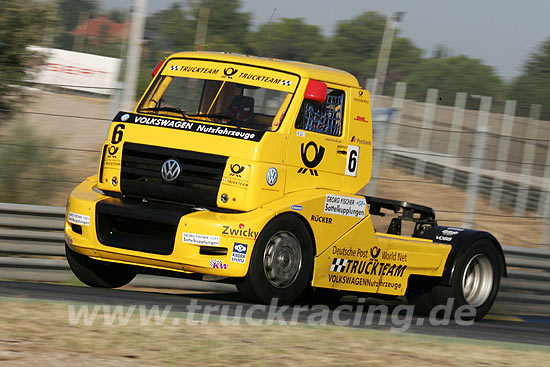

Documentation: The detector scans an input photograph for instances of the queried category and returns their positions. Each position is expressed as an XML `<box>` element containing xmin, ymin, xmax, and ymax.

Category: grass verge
<box><xmin>0</xmin><ymin>299</ymin><xmax>548</xmax><ymax>366</ymax></box>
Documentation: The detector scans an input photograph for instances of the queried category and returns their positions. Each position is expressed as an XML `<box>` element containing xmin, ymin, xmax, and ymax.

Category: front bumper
<box><xmin>65</xmin><ymin>177</ymin><xmax>273</xmax><ymax>277</ymax></box>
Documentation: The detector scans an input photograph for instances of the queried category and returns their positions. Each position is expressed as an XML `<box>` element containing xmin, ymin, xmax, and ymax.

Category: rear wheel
<box><xmin>236</xmin><ymin>215</ymin><xmax>314</xmax><ymax>304</ymax></box>
<box><xmin>65</xmin><ymin>243</ymin><xmax>136</xmax><ymax>288</ymax></box>
<box><xmin>409</xmin><ymin>240</ymin><xmax>502</xmax><ymax>320</ymax></box>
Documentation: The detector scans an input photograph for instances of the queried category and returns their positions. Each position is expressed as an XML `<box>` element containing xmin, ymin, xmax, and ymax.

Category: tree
<box><xmin>137</xmin><ymin>0</ymin><xmax>251</xmax><ymax>95</ymax></box>
<box><xmin>383</xmin><ymin>37</ymin><xmax>423</xmax><ymax>96</ymax></box>
<box><xmin>190</xmin><ymin>0</ymin><xmax>251</xmax><ymax>53</ymax></box>
<box><xmin>311</xmin><ymin>11</ymin><xmax>422</xmax><ymax>92</ymax></box>
<box><xmin>145</xmin><ymin>3</ymin><xmax>195</xmax><ymax>53</ymax></box>
<box><xmin>137</xmin><ymin>3</ymin><xmax>196</xmax><ymax>95</ymax></box>
<box><xmin>509</xmin><ymin>37</ymin><xmax>550</xmax><ymax>120</ymax></box>
<box><xmin>0</xmin><ymin>0</ymin><xmax>54</xmax><ymax>120</ymax></box>
<box><xmin>312</xmin><ymin>11</ymin><xmax>386</xmax><ymax>82</ymax></box>
<box><xmin>54</xmin><ymin>0</ymin><xmax>98</xmax><ymax>50</ymax></box>
<box><xmin>106</xmin><ymin>8</ymin><xmax>126</xmax><ymax>24</ymax></box>
<box><xmin>248</xmin><ymin>18</ymin><xmax>324</xmax><ymax>62</ymax></box>
<box><xmin>405</xmin><ymin>55</ymin><xmax>502</xmax><ymax>109</ymax></box>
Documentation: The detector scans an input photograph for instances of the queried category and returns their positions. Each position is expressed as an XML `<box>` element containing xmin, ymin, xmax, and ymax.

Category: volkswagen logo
<box><xmin>266</xmin><ymin>167</ymin><xmax>278</xmax><ymax>186</ymax></box>
<box><xmin>161</xmin><ymin>159</ymin><xmax>181</xmax><ymax>183</ymax></box>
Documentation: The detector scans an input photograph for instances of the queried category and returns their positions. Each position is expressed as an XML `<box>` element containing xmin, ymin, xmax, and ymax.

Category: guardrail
<box><xmin>1</xmin><ymin>203</ymin><xmax>548</xmax><ymax>312</ymax></box>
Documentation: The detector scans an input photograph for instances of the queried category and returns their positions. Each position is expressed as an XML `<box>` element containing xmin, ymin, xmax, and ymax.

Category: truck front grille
<box><xmin>120</xmin><ymin>142</ymin><xmax>227</xmax><ymax>207</ymax></box>
<box><xmin>96</xmin><ymin>198</ymin><xmax>195</xmax><ymax>255</ymax></box>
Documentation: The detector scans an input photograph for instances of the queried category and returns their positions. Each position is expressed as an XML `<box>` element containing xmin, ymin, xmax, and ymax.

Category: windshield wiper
<box><xmin>140</xmin><ymin>107</ymin><xmax>188</xmax><ymax>120</ymax></box>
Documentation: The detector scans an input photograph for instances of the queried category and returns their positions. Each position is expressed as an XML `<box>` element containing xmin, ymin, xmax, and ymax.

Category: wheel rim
<box><xmin>461</xmin><ymin>254</ymin><xmax>494</xmax><ymax>307</ymax></box>
<box><xmin>263</xmin><ymin>231</ymin><xmax>302</xmax><ymax>289</ymax></box>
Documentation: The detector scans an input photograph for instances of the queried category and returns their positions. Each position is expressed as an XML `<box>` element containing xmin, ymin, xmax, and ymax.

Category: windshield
<box><xmin>138</xmin><ymin>76</ymin><xmax>292</xmax><ymax>132</ymax></box>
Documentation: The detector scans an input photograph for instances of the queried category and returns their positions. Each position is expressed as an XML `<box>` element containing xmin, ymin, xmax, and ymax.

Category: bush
<box><xmin>0</xmin><ymin>119</ymin><xmax>67</xmax><ymax>204</ymax></box>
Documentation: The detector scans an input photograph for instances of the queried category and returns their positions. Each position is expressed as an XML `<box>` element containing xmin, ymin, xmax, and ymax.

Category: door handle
<box><xmin>337</xmin><ymin>145</ymin><xmax>347</xmax><ymax>155</ymax></box>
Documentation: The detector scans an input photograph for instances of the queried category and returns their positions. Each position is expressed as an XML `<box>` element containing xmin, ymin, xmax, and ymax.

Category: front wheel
<box><xmin>409</xmin><ymin>239</ymin><xmax>503</xmax><ymax>320</ymax></box>
<box><xmin>66</xmin><ymin>243</ymin><xmax>136</xmax><ymax>288</ymax></box>
<box><xmin>236</xmin><ymin>215</ymin><xmax>314</xmax><ymax>304</ymax></box>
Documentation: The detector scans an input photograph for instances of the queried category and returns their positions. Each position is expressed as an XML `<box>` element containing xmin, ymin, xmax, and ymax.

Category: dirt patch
<box><xmin>0</xmin><ymin>299</ymin><xmax>548</xmax><ymax>367</ymax></box>
<box><xmin>370</xmin><ymin>168</ymin><xmax>547</xmax><ymax>249</ymax></box>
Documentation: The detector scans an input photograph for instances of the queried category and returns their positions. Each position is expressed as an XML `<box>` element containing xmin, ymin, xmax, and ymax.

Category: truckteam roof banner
<box><xmin>163</xmin><ymin>59</ymin><xmax>300</xmax><ymax>93</ymax></box>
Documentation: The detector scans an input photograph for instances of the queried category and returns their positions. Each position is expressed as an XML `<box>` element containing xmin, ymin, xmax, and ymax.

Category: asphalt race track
<box><xmin>0</xmin><ymin>280</ymin><xmax>548</xmax><ymax>346</ymax></box>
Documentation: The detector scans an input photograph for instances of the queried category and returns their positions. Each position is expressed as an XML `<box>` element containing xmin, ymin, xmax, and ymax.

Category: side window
<box><xmin>296</xmin><ymin>88</ymin><xmax>344</xmax><ymax>136</ymax></box>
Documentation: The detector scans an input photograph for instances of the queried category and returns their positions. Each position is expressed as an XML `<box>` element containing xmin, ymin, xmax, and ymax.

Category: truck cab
<box><xmin>65</xmin><ymin>52</ymin><xmax>504</xmax><ymax>320</ymax></box>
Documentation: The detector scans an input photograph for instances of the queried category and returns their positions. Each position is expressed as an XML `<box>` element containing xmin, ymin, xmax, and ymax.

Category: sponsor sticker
<box><xmin>327</xmin><ymin>246</ymin><xmax>408</xmax><ymax>290</ymax></box>
<box><xmin>296</xmin><ymin>130</ymin><xmax>306</xmax><ymax>137</ymax></box>
<box><xmin>68</xmin><ymin>212</ymin><xmax>90</xmax><ymax>226</ymax></box>
<box><xmin>114</xmin><ymin>112</ymin><xmax>264</xmax><ymax>142</ymax></box>
<box><xmin>222</xmin><ymin>224</ymin><xmax>258</xmax><ymax>240</ymax></box>
<box><xmin>345</xmin><ymin>145</ymin><xmax>359</xmax><ymax>177</ymax></box>
<box><xmin>231</xmin><ymin>242</ymin><xmax>248</xmax><ymax>264</ymax></box>
<box><xmin>328</xmin><ymin>257</ymin><xmax>407</xmax><ymax>277</ymax></box>
<box><xmin>223</xmin><ymin>163</ymin><xmax>250</xmax><ymax>188</ymax></box>
<box><xmin>350</xmin><ymin>136</ymin><xmax>371</xmax><ymax>145</ymax></box>
<box><xmin>442</xmin><ymin>229</ymin><xmax>459</xmax><ymax>236</ymax></box>
<box><xmin>182</xmin><ymin>232</ymin><xmax>220</xmax><ymax>246</ymax></box>
<box><xmin>290</xmin><ymin>205</ymin><xmax>303</xmax><ymax>211</ymax></box>
<box><xmin>266</xmin><ymin>167</ymin><xmax>278</xmax><ymax>186</ymax></box>
<box><xmin>209</xmin><ymin>259</ymin><xmax>228</xmax><ymax>270</ymax></box>
<box><xmin>229</xmin><ymin>164</ymin><xmax>246</xmax><ymax>177</ymax></box>
<box><xmin>324</xmin><ymin>194</ymin><xmax>366</xmax><ymax>218</ymax></box>
<box><xmin>310</xmin><ymin>214</ymin><xmax>332</xmax><ymax>224</ymax></box>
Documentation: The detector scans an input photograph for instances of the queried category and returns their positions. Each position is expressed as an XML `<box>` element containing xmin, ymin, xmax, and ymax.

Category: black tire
<box><xmin>236</xmin><ymin>215</ymin><xmax>314</xmax><ymax>304</ymax></box>
<box><xmin>409</xmin><ymin>239</ymin><xmax>503</xmax><ymax>321</ymax></box>
<box><xmin>65</xmin><ymin>243</ymin><xmax>136</xmax><ymax>288</ymax></box>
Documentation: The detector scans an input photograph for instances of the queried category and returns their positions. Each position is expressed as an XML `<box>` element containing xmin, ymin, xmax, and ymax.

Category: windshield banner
<box><xmin>113</xmin><ymin>112</ymin><xmax>265</xmax><ymax>142</ymax></box>
<box><xmin>162</xmin><ymin>59</ymin><xmax>299</xmax><ymax>92</ymax></box>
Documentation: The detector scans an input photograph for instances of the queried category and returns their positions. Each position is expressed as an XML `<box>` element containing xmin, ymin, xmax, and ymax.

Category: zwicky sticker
<box><xmin>324</xmin><ymin>194</ymin><xmax>366</xmax><ymax>218</ymax></box>
<box><xmin>182</xmin><ymin>232</ymin><xmax>220</xmax><ymax>246</ymax></box>
<box><xmin>222</xmin><ymin>223</ymin><xmax>258</xmax><ymax>240</ymax></box>
<box><xmin>231</xmin><ymin>242</ymin><xmax>248</xmax><ymax>264</ymax></box>
<box><xmin>68</xmin><ymin>212</ymin><xmax>90</xmax><ymax>226</ymax></box>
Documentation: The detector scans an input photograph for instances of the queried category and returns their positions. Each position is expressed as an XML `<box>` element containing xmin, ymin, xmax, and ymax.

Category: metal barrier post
<box><xmin>490</xmin><ymin>100</ymin><xmax>516</xmax><ymax>209</ymax></box>
<box><xmin>515</xmin><ymin>104</ymin><xmax>541</xmax><ymax>216</ymax></box>
<box><xmin>414</xmin><ymin>88</ymin><xmax>438</xmax><ymax>177</ymax></box>
<box><xmin>462</xmin><ymin>96</ymin><xmax>492</xmax><ymax>228</ymax></box>
<box><xmin>384</xmin><ymin>82</ymin><xmax>407</xmax><ymax>147</ymax></box>
<box><xmin>443</xmin><ymin>92</ymin><xmax>467</xmax><ymax>185</ymax></box>
<box><xmin>540</xmin><ymin>121</ymin><xmax>550</xmax><ymax>250</ymax></box>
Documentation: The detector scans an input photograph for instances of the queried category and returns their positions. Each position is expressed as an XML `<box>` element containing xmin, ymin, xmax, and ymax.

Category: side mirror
<box><xmin>152</xmin><ymin>59</ymin><xmax>166</xmax><ymax>77</ymax></box>
<box><xmin>304</xmin><ymin>79</ymin><xmax>327</xmax><ymax>104</ymax></box>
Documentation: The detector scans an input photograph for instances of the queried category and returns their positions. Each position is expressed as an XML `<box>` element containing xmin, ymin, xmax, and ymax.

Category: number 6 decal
<box><xmin>111</xmin><ymin>124</ymin><xmax>125</xmax><ymax>144</ymax></box>
<box><xmin>345</xmin><ymin>145</ymin><xmax>359</xmax><ymax>177</ymax></box>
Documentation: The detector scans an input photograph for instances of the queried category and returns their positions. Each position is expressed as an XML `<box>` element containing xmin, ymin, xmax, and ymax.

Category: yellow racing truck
<box><xmin>65</xmin><ymin>51</ymin><xmax>505</xmax><ymax>319</ymax></box>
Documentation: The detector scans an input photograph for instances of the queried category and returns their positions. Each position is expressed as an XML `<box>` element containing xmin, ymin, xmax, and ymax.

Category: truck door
<box><xmin>285</xmin><ymin>83</ymin><xmax>351</xmax><ymax>192</ymax></box>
